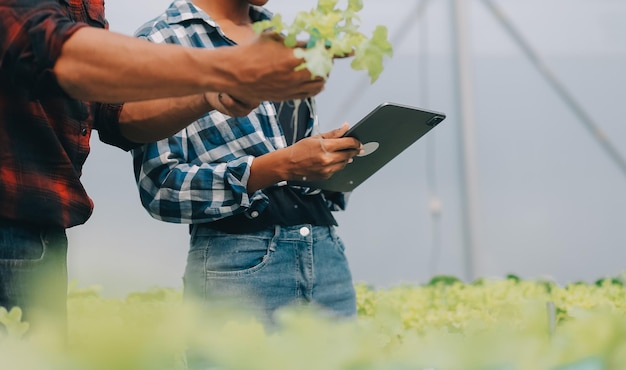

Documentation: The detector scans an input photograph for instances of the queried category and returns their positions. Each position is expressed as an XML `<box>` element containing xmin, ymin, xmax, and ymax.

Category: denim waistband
<box><xmin>192</xmin><ymin>223</ymin><xmax>335</xmax><ymax>239</ymax></box>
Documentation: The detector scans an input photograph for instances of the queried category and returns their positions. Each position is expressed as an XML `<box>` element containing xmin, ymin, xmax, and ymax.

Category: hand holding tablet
<box><xmin>290</xmin><ymin>102</ymin><xmax>446</xmax><ymax>192</ymax></box>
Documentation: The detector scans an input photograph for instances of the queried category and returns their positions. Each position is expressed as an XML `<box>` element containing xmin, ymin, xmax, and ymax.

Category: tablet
<box><xmin>290</xmin><ymin>102</ymin><xmax>446</xmax><ymax>192</ymax></box>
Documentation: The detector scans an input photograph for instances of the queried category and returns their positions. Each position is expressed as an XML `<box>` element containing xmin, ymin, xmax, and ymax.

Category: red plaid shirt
<box><xmin>0</xmin><ymin>0</ymin><xmax>136</xmax><ymax>228</ymax></box>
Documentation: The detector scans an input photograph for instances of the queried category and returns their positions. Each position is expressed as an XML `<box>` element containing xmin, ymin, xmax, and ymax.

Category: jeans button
<box><xmin>299</xmin><ymin>226</ymin><xmax>310</xmax><ymax>237</ymax></box>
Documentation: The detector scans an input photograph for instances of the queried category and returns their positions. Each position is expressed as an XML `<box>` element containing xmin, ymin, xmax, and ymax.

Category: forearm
<box><xmin>248</xmin><ymin>150</ymin><xmax>292</xmax><ymax>193</ymax></box>
<box><xmin>54</xmin><ymin>28</ymin><xmax>322</xmax><ymax>104</ymax></box>
<box><xmin>55</xmin><ymin>28</ymin><xmax>232</xmax><ymax>103</ymax></box>
<box><xmin>247</xmin><ymin>125</ymin><xmax>363</xmax><ymax>193</ymax></box>
<box><xmin>119</xmin><ymin>94</ymin><xmax>212</xmax><ymax>143</ymax></box>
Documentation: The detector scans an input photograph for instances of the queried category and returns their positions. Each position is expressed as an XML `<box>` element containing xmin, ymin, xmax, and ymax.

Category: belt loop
<box><xmin>328</xmin><ymin>225</ymin><xmax>336</xmax><ymax>240</ymax></box>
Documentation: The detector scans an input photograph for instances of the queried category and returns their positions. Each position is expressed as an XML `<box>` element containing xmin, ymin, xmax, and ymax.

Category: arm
<box><xmin>1</xmin><ymin>2</ymin><xmax>321</xmax><ymax>105</ymax></box>
<box><xmin>119</xmin><ymin>92</ymin><xmax>258</xmax><ymax>143</ymax></box>
<box><xmin>134</xmin><ymin>121</ymin><xmax>361</xmax><ymax>223</ymax></box>
<box><xmin>133</xmin><ymin>131</ymin><xmax>256</xmax><ymax>224</ymax></box>
<box><xmin>247</xmin><ymin>123</ymin><xmax>362</xmax><ymax>192</ymax></box>
<box><xmin>55</xmin><ymin>28</ymin><xmax>324</xmax><ymax>103</ymax></box>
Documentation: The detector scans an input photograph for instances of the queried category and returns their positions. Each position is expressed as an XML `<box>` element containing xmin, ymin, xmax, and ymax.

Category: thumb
<box><xmin>321</xmin><ymin>122</ymin><xmax>350</xmax><ymax>139</ymax></box>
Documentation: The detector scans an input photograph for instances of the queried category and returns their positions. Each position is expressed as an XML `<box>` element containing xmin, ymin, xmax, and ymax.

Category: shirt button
<box><xmin>299</xmin><ymin>226</ymin><xmax>310</xmax><ymax>237</ymax></box>
<box><xmin>250</xmin><ymin>211</ymin><xmax>259</xmax><ymax>218</ymax></box>
<box><xmin>80</xmin><ymin>127</ymin><xmax>88</xmax><ymax>136</ymax></box>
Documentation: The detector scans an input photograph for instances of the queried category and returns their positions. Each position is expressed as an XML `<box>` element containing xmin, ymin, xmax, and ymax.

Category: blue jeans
<box><xmin>184</xmin><ymin>224</ymin><xmax>357</xmax><ymax>324</ymax></box>
<box><xmin>0</xmin><ymin>221</ymin><xmax>68</xmax><ymax>336</ymax></box>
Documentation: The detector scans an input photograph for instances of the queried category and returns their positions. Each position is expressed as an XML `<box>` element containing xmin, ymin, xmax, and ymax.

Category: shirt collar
<box><xmin>164</xmin><ymin>0</ymin><xmax>272</xmax><ymax>29</ymax></box>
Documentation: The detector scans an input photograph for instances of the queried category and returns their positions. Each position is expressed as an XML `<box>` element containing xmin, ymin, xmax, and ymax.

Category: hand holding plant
<box><xmin>253</xmin><ymin>0</ymin><xmax>393</xmax><ymax>82</ymax></box>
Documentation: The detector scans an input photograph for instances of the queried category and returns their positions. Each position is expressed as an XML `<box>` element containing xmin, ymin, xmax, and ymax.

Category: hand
<box><xmin>204</xmin><ymin>92</ymin><xmax>259</xmax><ymax>117</ymax></box>
<box><xmin>287</xmin><ymin>123</ymin><xmax>362</xmax><ymax>181</ymax></box>
<box><xmin>228</xmin><ymin>32</ymin><xmax>326</xmax><ymax>101</ymax></box>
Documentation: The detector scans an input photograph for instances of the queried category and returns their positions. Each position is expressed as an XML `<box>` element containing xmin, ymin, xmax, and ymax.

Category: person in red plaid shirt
<box><xmin>0</xmin><ymin>0</ymin><xmax>326</xmax><ymax>336</ymax></box>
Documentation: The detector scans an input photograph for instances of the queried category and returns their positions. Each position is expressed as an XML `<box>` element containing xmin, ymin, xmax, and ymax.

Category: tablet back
<box><xmin>291</xmin><ymin>102</ymin><xmax>446</xmax><ymax>192</ymax></box>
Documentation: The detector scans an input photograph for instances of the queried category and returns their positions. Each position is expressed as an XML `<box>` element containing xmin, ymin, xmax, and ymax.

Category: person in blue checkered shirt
<box><xmin>132</xmin><ymin>0</ymin><xmax>364</xmax><ymax>325</ymax></box>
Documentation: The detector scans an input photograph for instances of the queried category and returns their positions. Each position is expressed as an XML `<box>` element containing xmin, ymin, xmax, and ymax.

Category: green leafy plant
<box><xmin>253</xmin><ymin>0</ymin><xmax>393</xmax><ymax>82</ymax></box>
<box><xmin>4</xmin><ymin>276</ymin><xmax>626</xmax><ymax>369</ymax></box>
<box><xmin>0</xmin><ymin>307</ymin><xmax>29</xmax><ymax>341</ymax></box>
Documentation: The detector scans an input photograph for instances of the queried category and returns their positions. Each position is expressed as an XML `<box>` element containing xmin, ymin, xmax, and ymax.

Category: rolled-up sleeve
<box><xmin>0</xmin><ymin>0</ymin><xmax>88</xmax><ymax>95</ymax></box>
<box><xmin>132</xmin><ymin>129</ymin><xmax>259</xmax><ymax>224</ymax></box>
<box><xmin>94</xmin><ymin>103</ymin><xmax>140</xmax><ymax>151</ymax></box>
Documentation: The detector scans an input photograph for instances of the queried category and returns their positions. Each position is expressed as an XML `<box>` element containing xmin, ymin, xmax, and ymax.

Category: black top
<box><xmin>207</xmin><ymin>100</ymin><xmax>337</xmax><ymax>234</ymax></box>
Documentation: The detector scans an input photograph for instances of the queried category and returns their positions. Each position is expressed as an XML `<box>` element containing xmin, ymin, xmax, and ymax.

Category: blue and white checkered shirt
<box><xmin>131</xmin><ymin>0</ymin><xmax>347</xmax><ymax>224</ymax></box>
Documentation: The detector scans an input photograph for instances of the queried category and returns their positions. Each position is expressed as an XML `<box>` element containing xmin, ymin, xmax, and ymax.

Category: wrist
<box><xmin>248</xmin><ymin>150</ymin><xmax>291</xmax><ymax>192</ymax></box>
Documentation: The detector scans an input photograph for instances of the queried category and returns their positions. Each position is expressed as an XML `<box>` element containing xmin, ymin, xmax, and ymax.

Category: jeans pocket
<box><xmin>328</xmin><ymin>226</ymin><xmax>346</xmax><ymax>254</ymax></box>
<box><xmin>198</xmin><ymin>233</ymin><xmax>274</xmax><ymax>277</ymax></box>
<box><xmin>0</xmin><ymin>226</ymin><xmax>46</xmax><ymax>267</ymax></box>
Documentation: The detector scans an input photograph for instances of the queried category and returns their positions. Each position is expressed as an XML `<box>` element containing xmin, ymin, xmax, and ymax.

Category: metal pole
<box><xmin>451</xmin><ymin>0</ymin><xmax>482</xmax><ymax>281</ymax></box>
<box><xmin>420</xmin><ymin>1</ymin><xmax>444</xmax><ymax>278</ymax></box>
